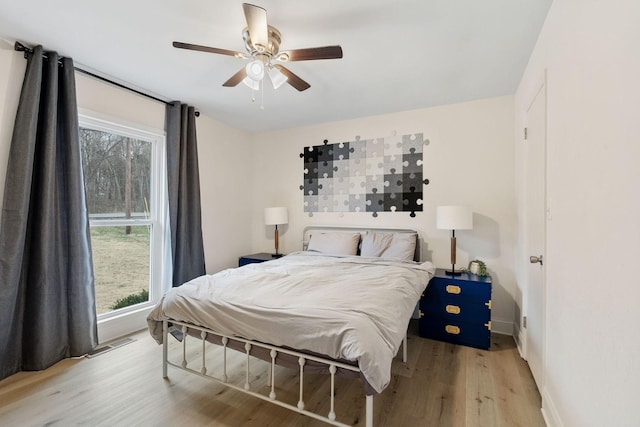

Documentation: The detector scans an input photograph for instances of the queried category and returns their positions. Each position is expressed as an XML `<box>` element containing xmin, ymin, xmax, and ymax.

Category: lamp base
<box><xmin>271</xmin><ymin>253</ymin><xmax>283</xmax><ymax>259</ymax></box>
<box><xmin>444</xmin><ymin>263</ymin><xmax>463</xmax><ymax>276</ymax></box>
<box><xmin>444</xmin><ymin>269</ymin><xmax>463</xmax><ymax>276</ymax></box>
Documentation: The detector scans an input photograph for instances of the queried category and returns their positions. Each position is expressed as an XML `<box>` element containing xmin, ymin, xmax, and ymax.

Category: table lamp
<box><xmin>264</xmin><ymin>207</ymin><xmax>288</xmax><ymax>257</ymax></box>
<box><xmin>436</xmin><ymin>205</ymin><xmax>473</xmax><ymax>275</ymax></box>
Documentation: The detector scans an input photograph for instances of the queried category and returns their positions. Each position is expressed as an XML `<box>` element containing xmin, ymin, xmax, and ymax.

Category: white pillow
<box><xmin>360</xmin><ymin>231</ymin><xmax>417</xmax><ymax>261</ymax></box>
<box><xmin>307</xmin><ymin>232</ymin><xmax>360</xmax><ymax>255</ymax></box>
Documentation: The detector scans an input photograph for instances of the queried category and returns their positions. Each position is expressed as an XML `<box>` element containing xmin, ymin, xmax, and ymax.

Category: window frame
<box><xmin>79</xmin><ymin>110</ymin><xmax>168</xmax><ymax>339</ymax></box>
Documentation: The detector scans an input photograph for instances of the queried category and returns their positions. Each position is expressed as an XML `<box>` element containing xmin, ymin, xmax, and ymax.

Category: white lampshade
<box><xmin>245</xmin><ymin>59</ymin><xmax>265</xmax><ymax>81</ymax></box>
<box><xmin>436</xmin><ymin>206</ymin><xmax>472</xmax><ymax>230</ymax></box>
<box><xmin>264</xmin><ymin>207</ymin><xmax>288</xmax><ymax>225</ymax></box>
<box><xmin>242</xmin><ymin>76</ymin><xmax>260</xmax><ymax>90</ymax></box>
<box><xmin>268</xmin><ymin>67</ymin><xmax>288</xmax><ymax>89</ymax></box>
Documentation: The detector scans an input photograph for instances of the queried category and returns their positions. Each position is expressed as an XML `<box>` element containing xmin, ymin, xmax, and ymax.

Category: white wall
<box><xmin>0</xmin><ymin>42</ymin><xmax>26</xmax><ymax>206</ymax></box>
<box><xmin>196</xmin><ymin>115</ymin><xmax>253</xmax><ymax>273</ymax></box>
<box><xmin>250</xmin><ymin>96</ymin><xmax>518</xmax><ymax>333</ymax></box>
<box><xmin>76</xmin><ymin>74</ymin><xmax>165</xmax><ymax>130</ymax></box>
<box><xmin>515</xmin><ymin>0</ymin><xmax>640</xmax><ymax>426</ymax></box>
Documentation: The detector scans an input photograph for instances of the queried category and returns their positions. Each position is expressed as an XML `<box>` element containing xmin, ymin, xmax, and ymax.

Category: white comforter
<box><xmin>147</xmin><ymin>251</ymin><xmax>435</xmax><ymax>393</ymax></box>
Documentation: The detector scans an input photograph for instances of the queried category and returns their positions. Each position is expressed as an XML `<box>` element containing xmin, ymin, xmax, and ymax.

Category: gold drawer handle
<box><xmin>445</xmin><ymin>325</ymin><xmax>460</xmax><ymax>335</ymax></box>
<box><xmin>485</xmin><ymin>321</ymin><xmax>492</xmax><ymax>330</ymax></box>
<box><xmin>446</xmin><ymin>285</ymin><xmax>461</xmax><ymax>294</ymax></box>
<box><xmin>419</xmin><ymin>310</ymin><xmax>424</xmax><ymax>319</ymax></box>
<box><xmin>485</xmin><ymin>300</ymin><xmax>492</xmax><ymax>310</ymax></box>
<box><xmin>445</xmin><ymin>305</ymin><xmax>461</xmax><ymax>315</ymax></box>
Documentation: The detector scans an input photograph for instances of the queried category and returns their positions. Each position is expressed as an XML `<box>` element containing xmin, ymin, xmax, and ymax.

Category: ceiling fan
<box><xmin>173</xmin><ymin>3</ymin><xmax>343</xmax><ymax>92</ymax></box>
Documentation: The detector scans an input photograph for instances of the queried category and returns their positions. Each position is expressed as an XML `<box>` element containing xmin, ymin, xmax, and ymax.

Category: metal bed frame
<box><xmin>161</xmin><ymin>319</ymin><xmax>395</xmax><ymax>426</ymax></box>
<box><xmin>161</xmin><ymin>226</ymin><xmax>421</xmax><ymax>426</ymax></box>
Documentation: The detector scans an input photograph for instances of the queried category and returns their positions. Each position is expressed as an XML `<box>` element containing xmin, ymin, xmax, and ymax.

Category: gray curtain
<box><xmin>166</xmin><ymin>102</ymin><xmax>206</xmax><ymax>287</ymax></box>
<box><xmin>0</xmin><ymin>46</ymin><xmax>97</xmax><ymax>380</ymax></box>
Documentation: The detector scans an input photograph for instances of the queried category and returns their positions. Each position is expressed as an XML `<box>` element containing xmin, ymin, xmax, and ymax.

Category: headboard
<box><xmin>302</xmin><ymin>225</ymin><xmax>422</xmax><ymax>262</ymax></box>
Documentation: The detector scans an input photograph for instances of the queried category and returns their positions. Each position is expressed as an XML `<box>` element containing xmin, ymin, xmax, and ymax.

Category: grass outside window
<box><xmin>90</xmin><ymin>226</ymin><xmax>150</xmax><ymax>314</ymax></box>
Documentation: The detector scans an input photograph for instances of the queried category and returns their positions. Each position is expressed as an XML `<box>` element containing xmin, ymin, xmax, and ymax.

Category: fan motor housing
<box><xmin>242</xmin><ymin>25</ymin><xmax>282</xmax><ymax>58</ymax></box>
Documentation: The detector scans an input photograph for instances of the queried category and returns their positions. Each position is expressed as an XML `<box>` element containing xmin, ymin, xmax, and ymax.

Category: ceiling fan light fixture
<box><xmin>242</xmin><ymin>76</ymin><xmax>260</xmax><ymax>90</ymax></box>
<box><xmin>245</xmin><ymin>59</ymin><xmax>265</xmax><ymax>81</ymax></box>
<box><xmin>268</xmin><ymin>67</ymin><xmax>288</xmax><ymax>89</ymax></box>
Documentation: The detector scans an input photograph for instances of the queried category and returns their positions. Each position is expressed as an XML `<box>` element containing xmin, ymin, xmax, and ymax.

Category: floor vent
<box><xmin>86</xmin><ymin>337</ymin><xmax>135</xmax><ymax>358</ymax></box>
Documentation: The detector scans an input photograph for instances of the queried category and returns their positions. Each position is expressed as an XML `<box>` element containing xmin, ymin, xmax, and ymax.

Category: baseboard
<box><xmin>542</xmin><ymin>387</ymin><xmax>563</xmax><ymax>427</ymax></box>
<box><xmin>514</xmin><ymin>321</ymin><xmax>526</xmax><ymax>358</ymax></box>
<box><xmin>491</xmin><ymin>318</ymin><xmax>513</xmax><ymax>336</ymax></box>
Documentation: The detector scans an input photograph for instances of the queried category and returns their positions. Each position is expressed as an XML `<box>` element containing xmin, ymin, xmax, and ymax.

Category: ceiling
<box><xmin>0</xmin><ymin>0</ymin><xmax>552</xmax><ymax>132</ymax></box>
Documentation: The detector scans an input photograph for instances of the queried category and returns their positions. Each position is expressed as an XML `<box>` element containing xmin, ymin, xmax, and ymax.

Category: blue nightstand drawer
<box><xmin>427</xmin><ymin>276</ymin><xmax>491</xmax><ymax>303</ymax></box>
<box><xmin>419</xmin><ymin>315</ymin><xmax>491</xmax><ymax>350</ymax></box>
<box><xmin>420</xmin><ymin>298</ymin><xmax>490</xmax><ymax>323</ymax></box>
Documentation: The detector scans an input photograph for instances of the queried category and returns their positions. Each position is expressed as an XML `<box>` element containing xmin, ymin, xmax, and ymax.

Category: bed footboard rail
<box><xmin>161</xmin><ymin>319</ymin><xmax>374</xmax><ymax>427</ymax></box>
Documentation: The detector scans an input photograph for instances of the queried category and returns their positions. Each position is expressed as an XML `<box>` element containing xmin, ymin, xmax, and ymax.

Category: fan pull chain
<box><xmin>260</xmin><ymin>79</ymin><xmax>265</xmax><ymax>110</ymax></box>
<box><xmin>248</xmin><ymin>78</ymin><xmax>265</xmax><ymax>110</ymax></box>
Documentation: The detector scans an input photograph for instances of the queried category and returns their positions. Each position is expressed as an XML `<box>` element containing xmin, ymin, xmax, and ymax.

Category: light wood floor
<box><xmin>0</xmin><ymin>321</ymin><xmax>545</xmax><ymax>427</ymax></box>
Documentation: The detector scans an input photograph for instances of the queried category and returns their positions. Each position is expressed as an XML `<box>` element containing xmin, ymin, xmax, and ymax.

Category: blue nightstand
<box><xmin>419</xmin><ymin>268</ymin><xmax>492</xmax><ymax>350</ymax></box>
<box><xmin>238</xmin><ymin>252</ymin><xmax>281</xmax><ymax>267</ymax></box>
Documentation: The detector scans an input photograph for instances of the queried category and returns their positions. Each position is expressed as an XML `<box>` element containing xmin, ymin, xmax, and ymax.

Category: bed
<box><xmin>147</xmin><ymin>226</ymin><xmax>435</xmax><ymax>426</ymax></box>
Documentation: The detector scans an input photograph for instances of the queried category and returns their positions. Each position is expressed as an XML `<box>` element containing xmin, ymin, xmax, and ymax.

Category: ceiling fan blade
<box><xmin>223</xmin><ymin>67</ymin><xmax>248</xmax><ymax>87</ymax></box>
<box><xmin>173</xmin><ymin>41</ymin><xmax>243</xmax><ymax>57</ymax></box>
<box><xmin>278</xmin><ymin>45</ymin><xmax>343</xmax><ymax>62</ymax></box>
<box><xmin>242</xmin><ymin>3</ymin><xmax>269</xmax><ymax>52</ymax></box>
<box><xmin>274</xmin><ymin>65</ymin><xmax>311</xmax><ymax>91</ymax></box>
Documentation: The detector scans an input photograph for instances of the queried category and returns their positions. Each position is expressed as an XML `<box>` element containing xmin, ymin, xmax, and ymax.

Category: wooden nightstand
<box><xmin>419</xmin><ymin>268</ymin><xmax>492</xmax><ymax>350</ymax></box>
<box><xmin>238</xmin><ymin>252</ymin><xmax>281</xmax><ymax>267</ymax></box>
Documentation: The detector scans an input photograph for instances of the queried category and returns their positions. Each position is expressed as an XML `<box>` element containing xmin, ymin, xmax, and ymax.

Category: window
<box><xmin>79</xmin><ymin>112</ymin><xmax>167</xmax><ymax>339</ymax></box>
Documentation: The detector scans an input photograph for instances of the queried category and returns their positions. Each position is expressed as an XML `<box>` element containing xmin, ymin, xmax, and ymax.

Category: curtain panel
<box><xmin>0</xmin><ymin>46</ymin><xmax>97</xmax><ymax>380</ymax></box>
<box><xmin>165</xmin><ymin>102</ymin><xmax>206</xmax><ymax>287</ymax></box>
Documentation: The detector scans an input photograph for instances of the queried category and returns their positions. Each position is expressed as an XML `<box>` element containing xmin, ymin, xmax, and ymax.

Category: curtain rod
<box><xmin>14</xmin><ymin>41</ymin><xmax>199</xmax><ymax>117</ymax></box>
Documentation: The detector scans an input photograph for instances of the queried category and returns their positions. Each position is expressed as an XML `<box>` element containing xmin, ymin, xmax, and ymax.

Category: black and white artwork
<box><xmin>300</xmin><ymin>133</ymin><xmax>430</xmax><ymax>217</ymax></box>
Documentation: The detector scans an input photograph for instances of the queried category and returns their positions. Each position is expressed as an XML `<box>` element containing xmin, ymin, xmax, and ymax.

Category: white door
<box><xmin>524</xmin><ymin>75</ymin><xmax>547</xmax><ymax>389</ymax></box>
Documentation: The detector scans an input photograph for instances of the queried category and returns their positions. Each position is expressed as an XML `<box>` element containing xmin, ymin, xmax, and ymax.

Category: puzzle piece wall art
<box><xmin>300</xmin><ymin>133</ymin><xmax>430</xmax><ymax>217</ymax></box>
